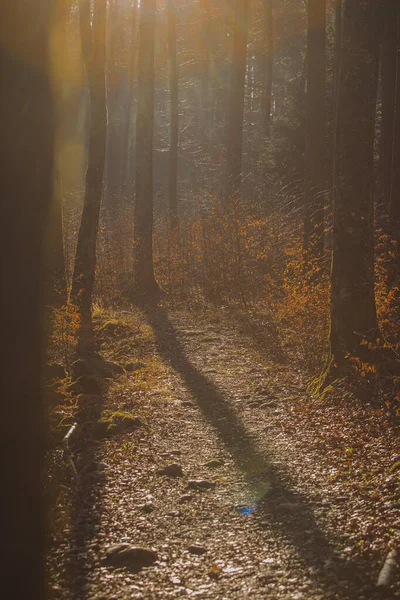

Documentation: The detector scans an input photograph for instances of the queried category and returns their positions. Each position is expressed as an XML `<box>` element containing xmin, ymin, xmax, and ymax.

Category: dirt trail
<box><xmin>48</xmin><ymin>308</ymin><xmax>398</xmax><ymax>600</ymax></box>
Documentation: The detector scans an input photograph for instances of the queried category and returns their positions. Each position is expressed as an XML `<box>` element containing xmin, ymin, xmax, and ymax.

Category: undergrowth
<box><xmin>56</xmin><ymin>195</ymin><xmax>400</xmax><ymax>402</ymax></box>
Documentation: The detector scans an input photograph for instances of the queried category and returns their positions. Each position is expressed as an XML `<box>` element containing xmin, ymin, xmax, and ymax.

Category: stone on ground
<box><xmin>159</xmin><ymin>463</ymin><xmax>184</xmax><ymax>477</ymax></box>
<box><xmin>104</xmin><ymin>544</ymin><xmax>158</xmax><ymax>571</ymax></box>
<box><xmin>187</xmin><ymin>479</ymin><xmax>216</xmax><ymax>491</ymax></box>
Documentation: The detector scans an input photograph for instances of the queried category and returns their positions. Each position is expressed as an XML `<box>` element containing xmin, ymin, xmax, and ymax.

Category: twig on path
<box><xmin>62</xmin><ymin>422</ymin><xmax>79</xmax><ymax>482</ymax></box>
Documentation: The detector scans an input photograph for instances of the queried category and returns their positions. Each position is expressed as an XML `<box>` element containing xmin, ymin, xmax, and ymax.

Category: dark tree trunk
<box><xmin>167</xmin><ymin>0</ymin><xmax>179</xmax><ymax>235</ymax></box>
<box><xmin>379</xmin><ymin>0</ymin><xmax>398</xmax><ymax>208</ymax></box>
<box><xmin>303</xmin><ymin>0</ymin><xmax>326</xmax><ymax>264</ymax></box>
<box><xmin>0</xmin><ymin>2</ymin><xmax>53</xmax><ymax>596</ymax></box>
<box><xmin>263</xmin><ymin>0</ymin><xmax>273</xmax><ymax>136</ymax></box>
<box><xmin>133</xmin><ymin>0</ymin><xmax>160</xmax><ymax>299</ymax></box>
<box><xmin>71</xmin><ymin>0</ymin><xmax>107</xmax><ymax>322</ymax></box>
<box><xmin>333</xmin><ymin>0</ymin><xmax>342</xmax><ymax>115</ymax></box>
<box><xmin>105</xmin><ymin>0</ymin><xmax>124</xmax><ymax>202</ymax></box>
<box><xmin>388</xmin><ymin>5</ymin><xmax>400</xmax><ymax>286</ymax></box>
<box><xmin>328</xmin><ymin>0</ymin><xmax>380</xmax><ymax>367</ymax></box>
<box><xmin>225</xmin><ymin>0</ymin><xmax>250</xmax><ymax>201</ymax></box>
<box><xmin>121</xmin><ymin>0</ymin><xmax>138</xmax><ymax>194</ymax></box>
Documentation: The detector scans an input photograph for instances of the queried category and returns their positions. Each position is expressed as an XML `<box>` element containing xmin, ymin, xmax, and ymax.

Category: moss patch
<box><xmin>93</xmin><ymin>410</ymin><xmax>144</xmax><ymax>440</ymax></box>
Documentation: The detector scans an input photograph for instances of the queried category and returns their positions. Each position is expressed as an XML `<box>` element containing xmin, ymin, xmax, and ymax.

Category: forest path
<box><xmin>48</xmin><ymin>307</ymin><xmax>397</xmax><ymax>600</ymax></box>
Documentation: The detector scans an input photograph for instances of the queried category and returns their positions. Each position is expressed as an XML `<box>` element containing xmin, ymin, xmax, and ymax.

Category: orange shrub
<box><xmin>266</xmin><ymin>241</ymin><xmax>330</xmax><ymax>372</ymax></box>
<box><xmin>48</xmin><ymin>299</ymin><xmax>80</xmax><ymax>372</ymax></box>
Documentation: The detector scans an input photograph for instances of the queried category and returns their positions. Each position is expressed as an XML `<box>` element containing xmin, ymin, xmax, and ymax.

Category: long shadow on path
<box><xmin>65</xmin><ymin>393</ymin><xmax>106</xmax><ymax>600</ymax></box>
<box><xmin>144</xmin><ymin>306</ymin><xmax>383</xmax><ymax>599</ymax></box>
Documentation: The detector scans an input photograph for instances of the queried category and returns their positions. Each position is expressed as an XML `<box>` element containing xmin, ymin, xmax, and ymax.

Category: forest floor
<box><xmin>46</xmin><ymin>305</ymin><xmax>400</xmax><ymax>600</ymax></box>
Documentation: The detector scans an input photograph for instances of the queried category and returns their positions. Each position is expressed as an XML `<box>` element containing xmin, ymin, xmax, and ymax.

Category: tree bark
<box><xmin>379</xmin><ymin>0</ymin><xmax>398</xmax><ymax>208</ymax></box>
<box><xmin>263</xmin><ymin>0</ymin><xmax>273</xmax><ymax>136</ymax></box>
<box><xmin>390</xmin><ymin>7</ymin><xmax>400</xmax><ymax>225</ymax></box>
<box><xmin>44</xmin><ymin>155</ymin><xmax>67</xmax><ymax>306</ymax></box>
<box><xmin>71</xmin><ymin>0</ymin><xmax>107</xmax><ymax>322</ymax></box>
<box><xmin>303</xmin><ymin>0</ymin><xmax>326</xmax><ymax>264</ymax></box>
<box><xmin>225</xmin><ymin>0</ymin><xmax>250</xmax><ymax>201</ymax></box>
<box><xmin>388</xmin><ymin>5</ymin><xmax>400</xmax><ymax>286</ymax></box>
<box><xmin>333</xmin><ymin>0</ymin><xmax>342</xmax><ymax>116</ymax></box>
<box><xmin>105</xmin><ymin>0</ymin><xmax>124</xmax><ymax>201</ymax></box>
<box><xmin>0</xmin><ymin>1</ymin><xmax>53</xmax><ymax>596</ymax></box>
<box><xmin>45</xmin><ymin>0</ymin><xmax>70</xmax><ymax>307</ymax></box>
<box><xmin>167</xmin><ymin>0</ymin><xmax>179</xmax><ymax>236</ymax></box>
<box><xmin>133</xmin><ymin>0</ymin><xmax>160</xmax><ymax>299</ymax></box>
<box><xmin>199</xmin><ymin>0</ymin><xmax>211</xmax><ymax>145</ymax></box>
<box><xmin>328</xmin><ymin>0</ymin><xmax>380</xmax><ymax>367</ymax></box>
<box><xmin>211</xmin><ymin>0</ymin><xmax>231</xmax><ymax>165</ymax></box>
<box><xmin>120</xmin><ymin>0</ymin><xmax>138</xmax><ymax>194</ymax></box>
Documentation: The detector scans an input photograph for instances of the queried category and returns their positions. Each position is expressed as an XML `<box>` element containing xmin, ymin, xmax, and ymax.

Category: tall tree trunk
<box><xmin>333</xmin><ymin>0</ymin><xmax>342</xmax><ymax>116</ymax></box>
<box><xmin>303</xmin><ymin>0</ymin><xmax>326</xmax><ymax>264</ymax></box>
<box><xmin>71</xmin><ymin>0</ymin><xmax>107</xmax><ymax>323</ymax></box>
<box><xmin>45</xmin><ymin>0</ymin><xmax>70</xmax><ymax>307</ymax></box>
<box><xmin>263</xmin><ymin>0</ymin><xmax>273</xmax><ymax>136</ymax></box>
<box><xmin>0</xmin><ymin>2</ymin><xmax>53</xmax><ymax>596</ymax></box>
<box><xmin>167</xmin><ymin>0</ymin><xmax>179</xmax><ymax>235</ymax></box>
<box><xmin>198</xmin><ymin>0</ymin><xmax>211</xmax><ymax>200</ymax></box>
<box><xmin>44</xmin><ymin>155</ymin><xmax>67</xmax><ymax>306</ymax></box>
<box><xmin>211</xmin><ymin>0</ymin><xmax>231</xmax><ymax>164</ymax></box>
<box><xmin>379</xmin><ymin>0</ymin><xmax>398</xmax><ymax>208</ymax></box>
<box><xmin>199</xmin><ymin>0</ymin><xmax>210</xmax><ymax>145</ymax></box>
<box><xmin>328</xmin><ymin>0</ymin><xmax>380</xmax><ymax>369</ymax></box>
<box><xmin>225</xmin><ymin>0</ymin><xmax>250</xmax><ymax>201</ymax></box>
<box><xmin>120</xmin><ymin>0</ymin><xmax>138</xmax><ymax>194</ymax></box>
<box><xmin>133</xmin><ymin>0</ymin><xmax>160</xmax><ymax>299</ymax></box>
<box><xmin>105</xmin><ymin>0</ymin><xmax>123</xmax><ymax>202</ymax></box>
<box><xmin>388</xmin><ymin>5</ymin><xmax>400</xmax><ymax>286</ymax></box>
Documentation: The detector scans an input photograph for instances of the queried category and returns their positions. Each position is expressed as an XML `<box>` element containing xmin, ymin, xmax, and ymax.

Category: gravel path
<box><xmin>47</xmin><ymin>307</ymin><xmax>399</xmax><ymax>599</ymax></box>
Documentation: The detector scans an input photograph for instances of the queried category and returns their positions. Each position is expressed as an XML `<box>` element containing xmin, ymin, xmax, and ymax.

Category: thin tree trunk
<box><xmin>133</xmin><ymin>0</ymin><xmax>160</xmax><ymax>299</ymax></box>
<box><xmin>225</xmin><ymin>0</ymin><xmax>250</xmax><ymax>201</ymax></box>
<box><xmin>390</xmin><ymin>7</ymin><xmax>400</xmax><ymax>225</ymax></box>
<box><xmin>328</xmin><ymin>0</ymin><xmax>380</xmax><ymax>369</ymax></box>
<box><xmin>121</xmin><ymin>0</ymin><xmax>138</xmax><ymax>194</ymax></box>
<box><xmin>333</xmin><ymin>0</ymin><xmax>342</xmax><ymax>116</ymax></box>
<box><xmin>0</xmin><ymin>2</ymin><xmax>53</xmax><ymax>596</ymax></box>
<box><xmin>388</xmin><ymin>5</ymin><xmax>400</xmax><ymax>286</ymax></box>
<box><xmin>264</xmin><ymin>0</ymin><xmax>273</xmax><ymax>136</ymax></box>
<box><xmin>199</xmin><ymin>0</ymin><xmax>210</xmax><ymax>145</ymax></box>
<box><xmin>379</xmin><ymin>0</ymin><xmax>398</xmax><ymax>208</ymax></box>
<box><xmin>167</xmin><ymin>0</ymin><xmax>179</xmax><ymax>235</ymax></box>
<box><xmin>45</xmin><ymin>155</ymin><xmax>67</xmax><ymax>306</ymax></box>
<box><xmin>71</xmin><ymin>0</ymin><xmax>107</xmax><ymax>323</ymax></box>
<box><xmin>105</xmin><ymin>0</ymin><xmax>123</xmax><ymax>201</ymax></box>
<box><xmin>212</xmin><ymin>0</ymin><xmax>231</xmax><ymax>160</ymax></box>
<box><xmin>303</xmin><ymin>0</ymin><xmax>326</xmax><ymax>265</ymax></box>
<box><xmin>45</xmin><ymin>0</ymin><xmax>70</xmax><ymax>307</ymax></box>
